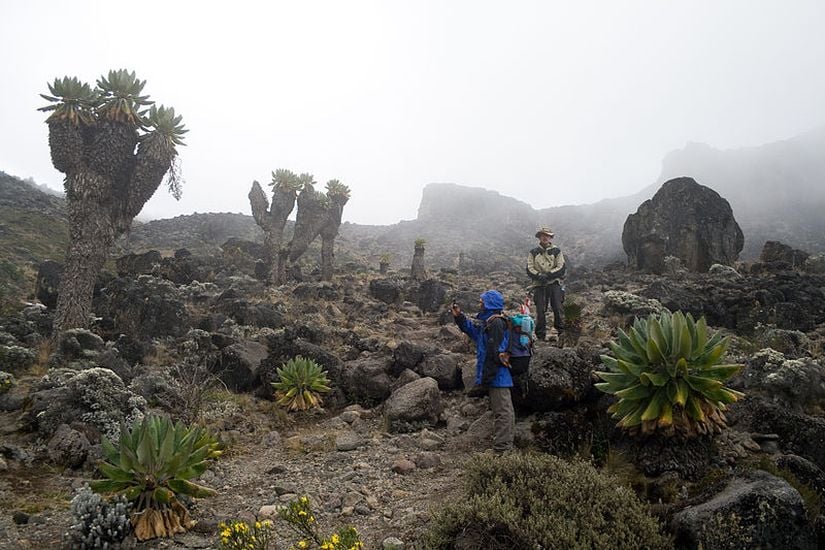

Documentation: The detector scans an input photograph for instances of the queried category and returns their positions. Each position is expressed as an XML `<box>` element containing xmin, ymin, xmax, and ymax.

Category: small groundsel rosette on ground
<box><xmin>272</xmin><ymin>356</ymin><xmax>332</xmax><ymax>411</ymax></box>
<box><xmin>595</xmin><ymin>310</ymin><xmax>744</xmax><ymax>438</ymax></box>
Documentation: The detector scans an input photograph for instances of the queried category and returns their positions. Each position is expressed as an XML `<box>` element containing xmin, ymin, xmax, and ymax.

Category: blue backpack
<box><xmin>486</xmin><ymin>312</ymin><xmax>535</xmax><ymax>375</ymax></box>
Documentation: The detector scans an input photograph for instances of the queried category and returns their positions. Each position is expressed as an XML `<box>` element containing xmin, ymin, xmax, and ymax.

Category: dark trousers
<box><xmin>533</xmin><ymin>282</ymin><xmax>564</xmax><ymax>339</ymax></box>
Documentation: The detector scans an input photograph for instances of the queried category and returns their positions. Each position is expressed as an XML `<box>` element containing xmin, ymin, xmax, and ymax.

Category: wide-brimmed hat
<box><xmin>535</xmin><ymin>227</ymin><xmax>555</xmax><ymax>238</ymax></box>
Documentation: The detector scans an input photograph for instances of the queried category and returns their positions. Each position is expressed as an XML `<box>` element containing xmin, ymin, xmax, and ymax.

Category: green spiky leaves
<box><xmin>325</xmin><ymin>179</ymin><xmax>351</xmax><ymax>200</ymax></box>
<box><xmin>90</xmin><ymin>415</ymin><xmax>221</xmax><ymax>506</ymax></box>
<box><xmin>39</xmin><ymin>69</ymin><xmax>185</xmax><ymax>137</ymax></box>
<box><xmin>271</xmin><ymin>356</ymin><xmax>332</xmax><ymax>411</ymax></box>
<box><xmin>143</xmin><ymin>105</ymin><xmax>188</xmax><ymax>147</ymax></box>
<box><xmin>595</xmin><ymin>310</ymin><xmax>744</xmax><ymax>438</ymax></box>
<box><xmin>270</xmin><ymin>169</ymin><xmax>304</xmax><ymax>193</ymax></box>
<box><xmin>96</xmin><ymin>69</ymin><xmax>152</xmax><ymax>125</ymax></box>
<box><xmin>38</xmin><ymin>76</ymin><xmax>99</xmax><ymax>125</ymax></box>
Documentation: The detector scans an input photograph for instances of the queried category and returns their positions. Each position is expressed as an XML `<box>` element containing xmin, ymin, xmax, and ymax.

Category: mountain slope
<box><xmin>0</xmin><ymin>171</ymin><xmax>68</xmax><ymax>304</ymax></box>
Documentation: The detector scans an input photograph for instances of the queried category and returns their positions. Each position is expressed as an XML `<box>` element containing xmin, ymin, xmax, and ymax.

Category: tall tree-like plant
<box><xmin>281</xmin><ymin>177</ymin><xmax>350</xmax><ymax>282</ymax></box>
<box><xmin>411</xmin><ymin>238</ymin><xmax>427</xmax><ymax>281</ymax></box>
<box><xmin>319</xmin><ymin>180</ymin><xmax>350</xmax><ymax>281</ymax></box>
<box><xmin>40</xmin><ymin>70</ymin><xmax>186</xmax><ymax>332</ymax></box>
<box><xmin>248</xmin><ymin>169</ymin><xmax>303</xmax><ymax>282</ymax></box>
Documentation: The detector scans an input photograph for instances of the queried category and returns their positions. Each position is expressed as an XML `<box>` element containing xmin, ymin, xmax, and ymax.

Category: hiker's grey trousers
<box><xmin>489</xmin><ymin>387</ymin><xmax>515</xmax><ymax>451</ymax></box>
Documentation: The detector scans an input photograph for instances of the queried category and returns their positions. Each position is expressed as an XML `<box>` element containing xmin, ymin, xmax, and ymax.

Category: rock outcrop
<box><xmin>623</xmin><ymin>177</ymin><xmax>744</xmax><ymax>273</ymax></box>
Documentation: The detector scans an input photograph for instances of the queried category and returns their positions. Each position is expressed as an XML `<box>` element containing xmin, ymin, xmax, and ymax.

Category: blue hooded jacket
<box><xmin>454</xmin><ymin>290</ymin><xmax>513</xmax><ymax>388</ymax></box>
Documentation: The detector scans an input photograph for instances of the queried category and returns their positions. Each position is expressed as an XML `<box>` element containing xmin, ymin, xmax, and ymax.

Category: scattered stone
<box><xmin>382</xmin><ymin>536</ymin><xmax>405</xmax><ymax>549</ymax></box>
<box><xmin>335</xmin><ymin>431</ymin><xmax>365</xmax><ymax>452</ymax></box>
<box><xmin>384</xmin><ymin>377</ymin><xmax>442</xmax><ymax>432</ymax></box>
<box><xmin>258</xmin><ymin>504</ymin><xmax>280</xmax><ymax>519</ymax></box>
<box><xmin>391</xmin><ymin>459</ymin><xmax>417</xmax><ymax>475</ymax></box>
<box><xmin>46</xmin><ymin>424</ymin><xmax>90</xmax><ymax>469</ymax></box>
<box><xmin>414</xmin><ymin>452</ymin><xmax>441</xmax><ymax>470</ymax></box>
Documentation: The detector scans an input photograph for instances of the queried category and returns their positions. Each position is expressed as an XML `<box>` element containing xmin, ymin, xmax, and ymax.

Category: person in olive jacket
<box><xmin>451</xmin><ymin>290</ymin><xmax>514</xmax><ymax>453</ymax></box>
<box><xmin>526</xmin><ymin>227</ymin><xmax>565</xmax><ymax>341</ymax></box>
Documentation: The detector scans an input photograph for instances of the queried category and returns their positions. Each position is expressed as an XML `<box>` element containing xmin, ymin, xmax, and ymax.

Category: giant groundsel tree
<box><xmin>40</xmin><ymin>70</ymin><xmax>186</xmax><ymax>332</ymax></box>
<box><xmin>251</xmin><ymin>171</ymin><xmax>350</xmax><ymax>283</ymax></box>
<box><xmin>248</xmin><ymin>169</ymin><xmax>303</xmax><ymax>282</ymax></box>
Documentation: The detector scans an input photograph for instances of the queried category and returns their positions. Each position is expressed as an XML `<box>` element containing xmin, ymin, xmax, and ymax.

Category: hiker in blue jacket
<box><xmin>451</xmin><ymin>289</ymin><xmax>514</xmax><ymax>452</ymax></box>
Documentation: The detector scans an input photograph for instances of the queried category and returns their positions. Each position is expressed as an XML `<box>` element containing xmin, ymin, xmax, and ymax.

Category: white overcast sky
<box><xmin>1</xmin><ymin>1</ymin><xmax>824</xmax><ymax>225</ymax></box>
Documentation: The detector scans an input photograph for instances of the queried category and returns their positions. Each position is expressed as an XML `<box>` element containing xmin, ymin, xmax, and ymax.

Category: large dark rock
<box><xmin>47</xmin><ymin>424</ymin><xmax>90</xmax><ymax>469</ymax></box>
<box><xmin>638</xmin><ymin>271</ymin><xmax>825</xmax><ymax>334</ymax></box>
<box><xmin>35</xmin><ymin>260</ymin><xmax>63</xmax><ymax>309</ymax></box>
<box><xmin>391</xmin><ymin>341</ymin><xmax>433</xmax><ymax>374</ymax></box>
<box><xmin>670</xmin><ymin>470</ymin><xmax>814</xmax><ymax>549</ymax></box>
<box><xmin>369</xmin><ymin>279</ymin><xmax>402</xmax><ymax>304</ymax></box>
<box><xmin>622</xmin><ymin>177</ymin><xmax>744</xmax><ymax>273</ymax></box>
<box><xmin>731</xmin><ymin>349</ymin><xmax>825</xmax><ymax>412</ymax></box>
<box><xmin>760</xmin><ymin>241</ymin><xmax>809</xmax><ymax>268</ymax></box>
<box><xmin>216</xmin><ymin>341</ymin><xmax>269</xmax><ymax>391</ymax></box>
<box><xmin>408</xmin><ymin>279</ymin><xmax>447</xmax><ymax>313</ymax></box>
<box><xmin>338</xmin><ymin>356</ymin><xmax>393</xmax><ymax>406</ymax></box>
<box><xmin>414</xmin><ymin>353</ymin><xmax>463</xmax><ymax>390</ymax></box>
<box><xmin>94</xmin><ymin>276</ymin><xmax>190</xmax><ymax>338</ymax></box>
<box><xmin>728</xmin><ymin>397</ymin><xmax>825</xmax><ymax>471</ymax></box>
<box><xmin>115</xmin><ymin>250</ymin><xmax>162</xmax><ymax>276</ymax></box>
<box><xmin>384</xmin><ymin>377</ymin><xmax>442</xmax><ymax>432</ymax></box>
<box><xmin>512</xmin><ymin>346</ymin><xmax>597</xmax><ymax>412</ymax></box>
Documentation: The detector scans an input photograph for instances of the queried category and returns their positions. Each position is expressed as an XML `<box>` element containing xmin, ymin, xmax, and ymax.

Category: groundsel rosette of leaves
<box><xmin>90</xmin><ymin>414</ymin><xmax>222</xmax><ymax>541</ymax></box>
<box><xmin>272</xmin><ymin>356</ymin><xmax>332</xmax><ymax>411</ymax></box>
<box><xmin>595</xmin><ymin>310</ymin><xmax>744</xmax><ymax>437</ymax></box>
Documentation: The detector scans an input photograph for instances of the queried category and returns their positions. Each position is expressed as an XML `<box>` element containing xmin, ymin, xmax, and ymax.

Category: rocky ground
<box><xmin>2</xmin><ymin>242</ymin><xmax>825</xmax><ymax>548</ymax></box>
<box><xmin>0</xmin><ymin>395</ymin><xmax>481</xmax><ymax>549</ymax></box>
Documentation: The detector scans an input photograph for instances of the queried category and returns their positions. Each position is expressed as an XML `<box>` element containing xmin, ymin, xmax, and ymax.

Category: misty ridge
<box><xmin>111</xmin><ymin>127</ymin><xmax>825</xmax><ymax>270</ymax></box>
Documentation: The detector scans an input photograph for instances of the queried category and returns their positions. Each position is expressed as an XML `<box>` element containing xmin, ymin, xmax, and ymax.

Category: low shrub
<box><xmin>66</xmin><ymin>485</ymin><xmax>132</xmax><ymax>549</ymax></box>
<box><xmin>422</xmin><ymin>452</ymin><xmax>670</xmax><ymax>549</ymax></box>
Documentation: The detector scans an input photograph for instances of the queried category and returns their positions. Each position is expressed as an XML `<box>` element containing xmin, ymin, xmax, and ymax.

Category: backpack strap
<box><xmin>485</xmin><ymin>314</ymin><xmax>512</xmax><ymax>333</ymax></box>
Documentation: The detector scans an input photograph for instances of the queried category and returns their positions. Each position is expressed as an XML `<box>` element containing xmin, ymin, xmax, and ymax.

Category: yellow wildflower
<box><xmin>298</xmin><ymin>540</ymin><xmax>309</xmax><ymax>549</ymax></box>
<box><xmin>298</xmin><ymin>510</ymin><xmax>307</xmax><ymax>516</ymax></box>
<box><xmin>331</xmin><ymin>534</ymin><xmax>341</xmax><ymax>544</ymax></box>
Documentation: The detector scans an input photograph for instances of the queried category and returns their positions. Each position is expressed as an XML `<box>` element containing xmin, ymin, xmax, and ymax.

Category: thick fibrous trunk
<box><xmin>54</xmin><ymin>173</ymin><xmax>116</xmax><ymax>330</ymax></box>
<box><xmin>50</xmin><ymin>126</ymin><xmax>175</xmax><ymax>333</ymax></box>
<box><xmin>281</xmin><ymin>187</ymin><xmax>327</xmax><ymax>283</ymax></box>
<box><xmin>320</xmin><ymin>234</ymin><xmax>335</xmax><ymax>281</ymax></box>
<box><xmin>319</xmin><ymin>201</ymin><xmax>346</xmax><ymax>281</ymax></box>
<box><xmin>411</xmin><ymin>246</ymin><xmax>426</xmax><ymax>281</ymax></box>
<box><xmin>248</xmin><ymin>181</ymin><xmax>297</xmax><ymax>284</ymax></box>
<box><xmin>47</xmin><ymin>120</ymin><xmax>85</xmax><ymax>174</ymax></box>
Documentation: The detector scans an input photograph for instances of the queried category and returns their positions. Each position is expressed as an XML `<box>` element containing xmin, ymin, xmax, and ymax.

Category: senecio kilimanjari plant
<box><xmin>272</xmin><ymin>356</ymin><xmax>332</xmax><ymax>411</ymax></box>
<box><xmin>90</xmin><ymin>414</ymin><xmax>222</xmax><ymax>541</ymax></box>
<box><xmin>595</xmin><ymin>310</ymin><xmax>744</xmax><ymax>438</ymax></box>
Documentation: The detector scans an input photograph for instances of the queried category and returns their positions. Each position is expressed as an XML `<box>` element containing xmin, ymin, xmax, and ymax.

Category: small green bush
<box><xmin>422</xmin><ymin>453</ymin><xmax>671</xmax><ymax>549</ymax></box>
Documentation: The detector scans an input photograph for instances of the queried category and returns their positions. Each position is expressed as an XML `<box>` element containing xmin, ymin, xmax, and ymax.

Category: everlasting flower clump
<box><xmin>279</xmin><ymin>496</ymin><xmax>363</xmax><ymax>550</ymax></box>
<box><xmin>0</xmin><ymin>371</ymin><xmax>14</xmax><ymax>394</ymax></box>
<box><xmin>66</xmin><ymin>486</ymin><xmax>132</xmax><ymax>549</ymax></box>
<box><xmin>218</xmin><ymin>519</ymin><xmax>274</xmax><ymax>550</ymax></box>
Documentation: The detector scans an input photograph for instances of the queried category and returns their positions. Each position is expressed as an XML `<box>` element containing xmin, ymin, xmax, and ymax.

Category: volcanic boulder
<box><xmin>622</xmin><ymin>177</ymin><xmax>744</xmax><ymax>273</ymax></box>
